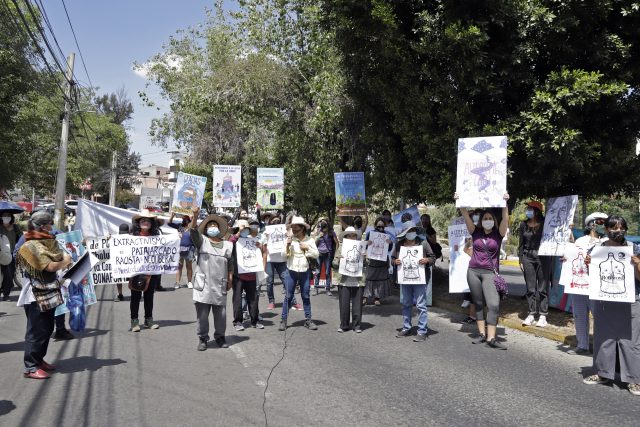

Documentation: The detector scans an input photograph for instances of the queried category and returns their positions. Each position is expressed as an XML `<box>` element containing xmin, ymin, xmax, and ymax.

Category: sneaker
<box><xmin>472</xmin><ymin>334</ymin><xmax>486</xmax><ymax>344</ymax></box>
<box><xmin>174</xmin><ymin>283</ymin><xmax>180</xmax><ymax>290</ymax></box>
<box><xmin>362</xmin><ymin>298</ymin><xmax>368</xmax><ymax>306</ymax></box>
<box><xmin>536</xmin><ymin>315</ymin><xmax>548</xmax><ymax>328</ymax></box>
<box><xmin>131</xmin><ymin>319</ymin><xmax>141</xmax><ymax>332</ymax></box>
<box><xmin>396</xmin><ymin>328</ymin><xmax>411</xmax><ymax>338</ymax></box>
<box><xmin>54</xmin><ymin>329</ymin><xmax>74</xmax><ymax>340</ymax></box>
<box><xmin>144</xmin><ymin>318</ymin><xmax>160</xmax><ymax>329</ymax></box>
<box><xmin>326</xmin><ymin>290</ymin><xmax>333</xmax><ymax>296</ymax></box>
<box><xmin>413</xmin><ymin>333</ymin><xmax>427</xmax><ymax>342</ymax></box>
<box><xmin>215</xmin><ymin>337</ymin><xmax>229</xmax><ymax>348</ymax></box>
<box><xmin>292</xmin><ymin>303</ymin><xmax>303</xmax><ymax>311</ymax></box>
<box><xmin>486</xmin><ymin>338</ymin><xmax>507</xmax><ymax>350</ymax></box>
<box><xmin>278</xmin><ymin>319</ymin><xmax>287</xmax><ymax>331</ymax></box>
<box><xmin>197</xmin><ymin>338</ymin><xmax>207</xmax><ymax>351</ymax></box>
<box><xmin>337</xmin><ymin>327</ymin><xmax>345</xmax><ymax>333</ymax></box>
<box><xmin>628</xmin><ymin>383</ymin><xmax>640</xmax><ymax>396</ymax></box>
<box><xmin>583</xmin><ymin>374</ymin><xmax>609</xmax><ymax>385</ymax></box>
<box><xmin>117</xmin><ymin>294</ymin><xmax>124</xmax><ymax>302</ymax></box>
<box><xmin>567</xmin><ymin>347</ymin><xmax>590</xmax><ymax>355</ymax></box>
<box><xmin>267</xmin><ymin>303</ymin><xmax>276</xmax><ymax>310</ymax></box>
<box><xmin>522</xmin><ymin>314</ymin><xmax>535</xmax><ymax>326</ymax></box>
<box><xmin>304</xmin><ymin>319</ymin><xmax>318</xmax><ymax>330</ymax></box>
<box><xmin>234</xmin><ymin>322</ymin><xmax>245</xmax><ymax>331</ymax></box>
<box><xmin>462</xmin><ymin>316</ymin><xmax>477</xmax><ymax>324</ymax></box>
<box><xmin>354</xmin><ymin>328</ymin><xmax>362</xmax><ymax>333</ymax></box>
<box><xmin>187</xmin><ymin>282</ymin><xmax>193</xmax><ymax>289</ymax></box>
<box><xmin>253</xmin><ymin>323</ymin><xmax>265</xmax><ymax>329</ymax></box>
<box><xmin>461</xmin><ymin>300</ymin><xmax>471</xmax><ymax>308</ymax></box>
<box><xmin>374</xmin><ymin>299</ymin><xmax>381</xmax><ymax>306</ymax></box>
<box><xmin>23</xmin><ymin>368</ymin><xmax>50</xmax><ymax>380</ymax></box>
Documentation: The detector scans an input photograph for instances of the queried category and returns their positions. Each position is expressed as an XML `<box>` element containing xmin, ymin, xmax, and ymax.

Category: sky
<box><xmin>43</xmin><ymin>0</ymin><xmax>236</xmax><ymax>168</ymax></box>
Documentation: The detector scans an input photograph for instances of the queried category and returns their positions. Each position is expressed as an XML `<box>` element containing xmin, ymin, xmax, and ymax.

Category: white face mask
<box><xmin>1</xmin><ymin>217</ymin><xmax>11</xmax><ymax>224</ymax></box>
<box><xmin>405</xmin><ymin>231</ymin><xmax>417</xmax><ymax>241</ymax></box>
<box><xmin>482</xmin><ymin>220</ymin><xmax>494</xmax><ymax>230</ymax></box>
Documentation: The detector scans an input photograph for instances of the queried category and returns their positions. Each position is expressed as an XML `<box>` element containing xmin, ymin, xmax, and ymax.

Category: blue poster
<box><xmin>334</xmin><ymin>172</ymin><xmax>366</xmax><ymax>216</ymax></box>
<box><xmin>393</xmin><ymin>205</ymin><xmax>420</xmax><ymax>234</ymax></box>
<box><xmin>172</xmin><ymin>172</ymin><xmax>207</xmax><ymax>215</ymax></box>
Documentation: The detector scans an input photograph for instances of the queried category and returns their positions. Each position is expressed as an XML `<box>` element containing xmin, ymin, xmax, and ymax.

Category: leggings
<box><xmin>466</xmin><ymin>268</ymin><xmax>500</xmax><ymax>326</ymax></box>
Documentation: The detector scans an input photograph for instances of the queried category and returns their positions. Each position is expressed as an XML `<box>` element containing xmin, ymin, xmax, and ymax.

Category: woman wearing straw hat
<box><xmin>279</xmin><ymin>216</ymin><xmax>319</xmax><ymax>331</ymax></box>
<box><xmin>518</xmin><ymin>200</ymin><xmax>553</xmax><ymax>328</ymax></box>
<box><xmin>337</xmin><ymin>227</ymin><xmax>365</xmax><ymax>333</ymax></box>
<box><xmin>129</xmin><ymin>209</ymin><xmax>165</xmax><ymax>332</ymax></box>
<box><xmin>190</xmin><ymin>208</ymin><xmax>234</xmax><ymax>350</ymax></box>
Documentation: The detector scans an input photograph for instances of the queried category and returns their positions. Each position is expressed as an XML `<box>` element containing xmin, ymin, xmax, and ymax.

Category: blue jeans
<box><xmin>282</xmin><ymin>270</ymin><xmax>311</xmax><ymax>320</ymax></box>
<box><xmin>265</xmin><ymin>262</ymin><xmax>296</xmax><ymax>305</ymax></box>
<box><xmin>412</xmin><ymin>269</ymin><xmax>432</xmax><ymax>306</ymax></box>
<box><xmin>315</xmin><ymin>251</ymin><xmax>334</xmax><ymax>289</ymax></box>
<box><xmin>401</xmin><ymin>284</ymin><xmax>428</xmax><ymax>335</ymax></box>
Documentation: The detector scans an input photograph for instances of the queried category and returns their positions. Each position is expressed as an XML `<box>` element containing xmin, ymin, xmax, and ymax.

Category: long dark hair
<box><xmin>478</xmin><ymin>209</ymin><xmax>499</xmax><ymax>232</ymax></box>
<box><xmin>131</xmin><ymin>218</ymin><xmax>161</xmax><ymax>236</ymax></box>
<box><xmin>605</xmin><ymin>215</ymin><xmax>627</xmax><ymax>231</ymax></box>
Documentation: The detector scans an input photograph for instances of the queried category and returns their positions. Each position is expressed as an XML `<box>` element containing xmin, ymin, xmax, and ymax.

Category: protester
<box><xmin>113</xmin><ymin>223</ymin><xmax>129</xmax><ymax>302</ymax></box>
<box><xmin>363</xmin><ymin>217</ymin><xmax>393</xmax><ymax>306</ymax></box>
<box><xmin>261</xmin><ymin>215</ymin><xmax>301</xmax><ymax>311</ymax></box>
<box><xmin>314</xmin><ymin>217</ymin><xmax>339</xmax><ymax>295</ymax></box>
<box><xmin>419</xmin><ymin>213</ymin><xmax>440</xmax><ymax>306</ymax></box>
<box><xmin>581</xmin><ymin>215</ymin><xmax>640</xmax><ymax>395</ymax></box>
<box><xmin>0</xmin><ymin>209</ymin><xmax>22</xmax><ymax>301</ymax></box>
<box><xmin>16</xmin><ymin>211</ymin><xmax>72</xmax><ymax>379</ymax></box>
<box><xmin>337</xmin><ymin>227</ymin><xmax>365</xmax><ymax>333</ymax></box>
<box><xmin>168</xmin><ymin>213</ymin><xmax>195</xmax><ymax>289</ymax></box>
<box><xmin>457</xmin><ymin>193</ymin><xmax>510</xmax><ymax>349</ymax></box>
<box><xmin>190</xmin><ymin>208</ymin><xmax>233</xmax><ymax>350</ymax></box>
<box><xmin>565</xmin><ymin>212</ymin><xmax>608</xmax><ymax>355</ymax></box>
<box><xmin>129</xmin><ymin>210</ymin><xmax>163</xmax><ymax>332</ymax></box>
<box><xmin>279</xmin><ymin>216</ymin><xmax>319</xmax><ymax>331</ymax></box>
<box><xmin>228</xmin><ymin>219</ymin><xmax>263</xmax><ymax>330</ymax></box>
<box><xmin>0</xmin><ymin>234</ymin><xmax>11</xmax><ymax>286</ymax></box>
<box><xmin>393</xmin><ymin>221</ymin><xmax>435</xmax><ymax>342</ymax></box>
<box><xmin>452</xmin><ymin>209</ymin><xmax>478</xmax><ymax>323</ymax></box>
<box><xmin>518</xmin><ymin>201</ymin><xmax>553</xmax><ymax>328</ymax></box>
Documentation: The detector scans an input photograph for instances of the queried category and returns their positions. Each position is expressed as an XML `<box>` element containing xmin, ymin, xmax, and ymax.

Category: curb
<box><xmin>500</xmin><ymin>259</ymin><xmax>520</xmax><ymax>267</ymax></box>
<box><xmin>432</xmin><ymin>299</ymin><xmax>577</xmax><ymax>347</ymax></box>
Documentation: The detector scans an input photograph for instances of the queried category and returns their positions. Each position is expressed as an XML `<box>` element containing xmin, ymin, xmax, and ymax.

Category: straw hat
<box><xmin>198</xmin><ymin>214</ymin><xmax>229</xmax><ymax>236</ymax></box>
<box><xmin>132</xmin><ymin>209</ymin><xmax>165</xmax><ymax>226</ymax></box>
<box><xmin>289</xmin><ymin>216</ymin><xmax>310</xmax><ymax>230</ymax></box>
<box><xmin>524</xmin><ymin>200</ymin><xmax>544</xmax><ymax>212</ymax></box>
<box><xmin>341</xmin><ymin>226</ymin><xmax>359</xmax><ymax>238</ymax></box>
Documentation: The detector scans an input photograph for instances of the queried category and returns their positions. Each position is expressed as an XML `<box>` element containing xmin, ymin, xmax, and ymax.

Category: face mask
<box><xmin>525</xmin><ymin>210</ymin><xmax>534</xmax><ymax>219</ymax></box>
<box><xmin>607</xmin><ymin>230</ymin><xmax>626</xmax><ymax>243</ymax></box>
<box><xmin>206</xmin><ymin>227</ymin><xmax>220</xmax><ymax>237</ymax></box>
<box><xmin>1</xmin><ymin>217</ymin><xmax>10</xmax><ymax>224</ymax></box>
<box><xmin>240</xmin><ymin>229</ymin><xmax>250</xmax><ymax>238</ymax></box>
<box><xmin>472</xmin><ymin>215</ymin><xmax>480</xmax><ymax>223</ymax></box>
<box><xmin>594</xmin><ymin>224</ymin><xmax>605</xmax><ymax>235</ymax></box>
<box><xmin>482</xmin><ymin>220</ymin><xmax>494</xmax><ymax>230</ymax></box>
<box><xmin>405</xmin><ymin>231</ymin><xmax>417</xmax><ymax>241</ymax></box>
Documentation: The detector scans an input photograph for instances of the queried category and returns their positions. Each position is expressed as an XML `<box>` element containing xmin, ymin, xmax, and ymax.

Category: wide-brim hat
<box><xmin>585</xmin><ymin>212</ymin><xmax>608</xmax><ymax>227</ymax></box>
<box><xmin>132</xmin><ymin>209</ymin><xmax>165</xmax><ymax>225</ymax></box>
<box><xmin>198</xmin><ymin>214</ymin><xmax>229</xmax><ymax>236</ymax></box>
<box><xmin>341</xmin><ymin>226</ymin><xmax>359</xmax><ymax>238</ymax></box>
<box><xmin>396</xmin><ymin>220</ymin><xmax>418</xmax><ymax>239</ymax></box>
<box><xmin>289</xmin><ymin>215</ymin><xmax>310</xmax><ymax>230</ymax></box>
<box><xmin>232</xmin><ymin>219</ymin><xmax>251</xmax><ymax>232</ymax></box>
<box><xmin>248</xmin><ymin>217</ymin><xmax>260</xmax><ymax>226</ymax></box>
<box><xmin>525</xmin><ymin>200</ymin><xmax>544</xmax><ymax>213</ymax></box>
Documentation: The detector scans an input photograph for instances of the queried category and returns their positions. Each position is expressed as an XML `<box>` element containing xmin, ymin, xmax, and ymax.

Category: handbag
<box><xmin>482</xmin><ymin>239</ymin><xmax>508</xmax><ymax>299</ymax></box>
<box><xmin>128</xmin><ymin>275</ymin><xmax>150</xmax><ymax>292</ymax></box>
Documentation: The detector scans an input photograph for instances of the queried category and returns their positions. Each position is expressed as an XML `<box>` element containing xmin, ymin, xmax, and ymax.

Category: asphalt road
<box><xmin>1</xmin><ymin>274</ymin><xmax>639</xmax><ymax>426</ymax></box>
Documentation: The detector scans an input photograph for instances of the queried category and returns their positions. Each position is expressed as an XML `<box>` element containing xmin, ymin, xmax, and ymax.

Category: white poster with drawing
<box><xmin>366</xmin><ymin>231</ymin><xmax>389</xmax><ymax>262</ymax></box>
<box><xmin>538</xmin><ymin>195</ymin><xmax>578</xmax><ymax>256</ymax></box>
<box><xmin>237</xmin><ymin>237</ymin><xmax>264</xmax><ymax>274</ymax></box>
<box><xmin>588</xmin><ymin>245</ymin><xmax>636</xmax><ymax>303</ymax></box>
<box><xmin>559</xmin><ymin>243</ymin><xmax>590</xmax><ymax>296</ymax></box>
<box><xmin>397</xmin><ymin>245</ymin><xmax>426</xmax><ymax>285</ymax></box>
<box><xmin>213</xmin><ymin>165</ymin><xmax>241</xmax><ymax>208</ymax></box>
<box><xmin>455</xmin><ymin>136</ymin><xmax>508</xmax><ymax>208</ymax></box>
<box><xmin>339</xmin><ymin>239</ymin><xmax>366</xmax><ymax>277</ymax></box>
<box><xmin>265</xmin><ymin>224</ymin><xmax>287</xmax><ymax>254</ymax></box>
<box><xmin>448</xmin><ymin>224</ymin><xmax>472</xmax><ymax>293</ymax></box>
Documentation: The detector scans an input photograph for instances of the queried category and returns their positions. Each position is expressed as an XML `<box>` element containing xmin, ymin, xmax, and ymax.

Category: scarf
<box><xmin>17</xmin><ymin>233</ymin><xmax>64</xmax><ymax>282</ymax></box>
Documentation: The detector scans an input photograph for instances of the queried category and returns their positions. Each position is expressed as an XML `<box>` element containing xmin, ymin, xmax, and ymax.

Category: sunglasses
<box><xmin>594</xmin><ymin>219</ymin><xmax>606</xmax><ymax>225</ymax></box>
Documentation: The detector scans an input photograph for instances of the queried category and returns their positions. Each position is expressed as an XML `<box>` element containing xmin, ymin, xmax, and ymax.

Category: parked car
<box><xmin>65</xmin><ymin>199</ymin><xmax>79</xmax><ymax>211</ymax></box>
<box><xmin>32</xmin><ymin>205</ymin><xmax>73</xmax><ymax>217</ymax></box>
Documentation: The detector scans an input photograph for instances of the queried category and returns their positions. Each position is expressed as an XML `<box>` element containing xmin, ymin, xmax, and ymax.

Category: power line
<box><xmin>33</xmin><ymin>0</ymin><xmax>67</xmax><ymax>67</ymax></box>
<box><xmin>59</xmin><ymin>0</ymin><xmax>94</xmax><ymax>90</ymax></box>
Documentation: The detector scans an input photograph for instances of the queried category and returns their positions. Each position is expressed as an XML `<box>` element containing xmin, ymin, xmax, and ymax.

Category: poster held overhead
<box><xmin>257</xmin><ymin>168</ymin><xmax>284</xmax><ymax>209</ymax></box>
<box><xmin>334</xmin><ymin>172</ymin><xmax>366</xmax><ymax>216</ymax></box>
<box><xmin>537</xmin><ymin>195</ymin><xmax>578</xmax><ymax>256</ymax></box>
<box><xmin>172</xmin><ymin>172</ymin><xmax>207</xmax><ymax>215</ymax></box>
<box><xmin>455</xmin><ymin>136</ymin><xmax>508</xmax><ymax>208</ymax></box>
<box><xmin>213</xmin><ymin>165</ymin><xmax>241</xmax><ymax>208</ymax></box>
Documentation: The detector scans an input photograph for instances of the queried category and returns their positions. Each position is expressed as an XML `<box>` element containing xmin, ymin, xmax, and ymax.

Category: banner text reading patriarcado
<box><xmin>111</xmin><ymin>234</ymin><xmax>181</xmax><ymax>278</ymax></box>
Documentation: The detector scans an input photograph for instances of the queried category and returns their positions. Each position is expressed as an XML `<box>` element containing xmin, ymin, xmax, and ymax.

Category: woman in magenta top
<box><xmin>457</xmin><ymin>193</ymin><xmax>510</xmax><ymax>349</ymax></box>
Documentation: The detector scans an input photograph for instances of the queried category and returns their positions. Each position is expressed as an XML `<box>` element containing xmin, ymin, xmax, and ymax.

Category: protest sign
<box><xmin>213</xmin><ymin>165</ymin><xmax>241</xmax><ymax>208</ymax></box>
<box><xmin>588</xmin><ymin>245</ymin><xmax>636</xmax><ymax>303</ymax></box>
<box><xmin>111</xmin><ymin>234</ymin><xmax>180</xmax><ymax>278</ymax></box>
<box><xmin>455</xmin><ymin>136</ymin><xmax>508</xmax><ymax>208</ymax></box>
<box><xmin>448</xmin><ymin>224</ymin><xmax>471</xmax><ymax>293</ymax></box>
<box><xmin>537</xmin><ymin>195</ymin><xmax>578</xmax><ymax>256</ymax></box>
<box><xmin>339</xmin><ymin>239</ymin><xmax>366</xmax><ymax>277</ymax></box>
<box><xmin>559</xmin><ymin>243</ymin><xmax>590</xmax><ymax>296</ymax></box>
<box><xmin>366</xmin><ymin>230</ymin><xmax>390</xmax><ymax>262</ymax></box>
<box><xmin>172</xmin><ymin>172</ymin><xmax>207</xmax><ymax>215</ymax></box>
<box><xmin>237</xmin><ymin>237</ymin><xmax>264</xmax><ymax>273</ymax></box>
<box><xmin>257</xmin><ymin>168</ymin><xmax>284</xmax><ymax>209</ymax></box>
<box><xmin>393</xmin><ymin>205</ymin><xmax>420</xmax><ymax>234</ymax></box>
<box><xmin>397</xmin><ymin>245</ymin><xmax>426</xmax><ymax>285</ymax></box>
<box><xmin>54</xmin><ymin>231</ymin><xmax>97</xmax><ymax>316</ymax></box>
<box><xmin>86</xmin><ymin>236</ymin><xmax>128</xmax><ymax>285</ymax></box>
<box><xmin>334</xmin><ymin>172</ymin><xmax>366</xmax><ymax>216</ymax></box>
<box><xmin>140</xmin><ymin>195</ymin><xmax>162</xmax><ymax>210</ymax></box>
<box><xmin>265</xmin><ymin>224</ymin><xmax>287</xmax><ymax>254</ymax></box>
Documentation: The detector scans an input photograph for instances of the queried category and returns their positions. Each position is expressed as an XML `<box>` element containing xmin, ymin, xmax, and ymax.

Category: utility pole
<box><xmin>109</xmin><ymin>151</ymin><xmax>117</xmax><ymax>206</ymax></box>
<box><xmin>54</xmin><ymin>53</ymin><xmax>75</xmax><ymax>230</ymax></box>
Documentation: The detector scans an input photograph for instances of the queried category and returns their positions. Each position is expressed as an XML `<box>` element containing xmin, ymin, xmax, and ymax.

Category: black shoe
<box><xmin>396</xmin><ymin>329</ymin><xmax>411</xmax><ymax>338</ymax></box>
<box><xmin>117</xmin><ymin>294</ymin><xmax>124</xmax><ymax>301</ymax></box>
<box><xmin>278</xmin><ymin>320</ymin><xmax>287</xmax><ymax>331</ymax></box>
<box><xmin>215</xmin><ymin>337</ymin><xmax>229</xmax><ymax>348</ymax></box>
<box><xmin>567</xmin><ymin>347</ymin><xmax>590</xmax><ymax>355</ymax></box>
<box><xmin>2</xmin><ymin>296</ymin><xmax>9</xmax><ymax>301</ymax></box>
<box><xmin>486</xmin><ymin>338</ymin><xmax>507</xmax><ymax>350</ymax></box>
<box><xmin>413</xmin><ymin>333</ymin><xmax>427</xmax><ymax>342</ymax></box>
<box><xmin>304</xmin><ymin>319</ymin><xmax>318</xmax><ymax>330</ymax></box>
<box><xmin>54</xmin><ymin>329</ymin><xmax>74</xmax><ymax>340</ymax></box>
<box><xmin>197</xmin><ymin>338</ymin><xmax>207</xmax><ymax>351</ymax></box>
<box><xmin>462</xmin><ymin>316</ymin><xmax>477</xmax><ymax>324</ymax></box>
<box><xmin>472</xmin><ymin>334</ymin><xmax>486</xmax><ymax>344</ymax></box>
<box><xmin>156</xmin><ymin>284</ymin><xmax>166</xmax><ymax>292</ymax></box>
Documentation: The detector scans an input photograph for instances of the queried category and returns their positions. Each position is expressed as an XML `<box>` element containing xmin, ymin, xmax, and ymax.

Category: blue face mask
<box><xmin>206</xmin><ymin>227</ymin><xmax>220</xmax><ymax>237</ymax></box>
<box><xmin>240</xmin><ymin>229</ymin><xmax>250</xmax><ymax>238</ymax></box>
<box><xmin>525</xmin><ymin>209</ymin><xmax>534</xmax><ymax>219</ymax></box>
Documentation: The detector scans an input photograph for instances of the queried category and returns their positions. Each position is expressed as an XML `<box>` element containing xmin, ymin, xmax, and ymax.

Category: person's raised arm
<box><xmin>190</xmin><ymin>207</ymin><xmax>199</xmax><ymax>229</ymax></box>
<box><xmin>499</xmin><ymin>193</ymin><xmax>510</xmax><ymax>237</ymax></box>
